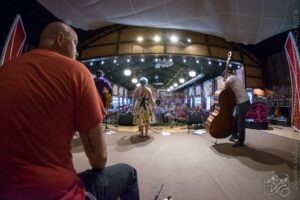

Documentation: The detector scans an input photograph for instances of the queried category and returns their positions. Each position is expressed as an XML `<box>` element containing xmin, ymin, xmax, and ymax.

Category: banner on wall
<box><xmin>195</xmin><ymin>85</ymin><xmax>202</xmax><ymax>96</ymax></box>
<box><xmin>1</xmin><ymin>14</ymin><xmax>26</xmax><ymax>66</ymax></box>
<box><xmin>118</xmin><ymin>87</ymin><xmax>124</xmax><ymax>96</ymax></box>
<box><xmin>204</xmin><ymin>80</ymin><xmax>213</xmax><ymax>96</ymax></box>
<box><xmin>124</xmin><ymin>88</ymin><xmax>127</xmax><ymax>98</ymax></box>
<box><xmin>285</xmin><ymin>32</ymin><xmax>300</xmax><ymax>131</ymax></box>
<box><xmin>112</xmin><ymin>84</ymin><xmax>118</xmax><ymax>96</ymax></box>
<box><xmin>188</xmin><ymin>87</ymin><xmax>194</xmax><ymax>96</ymax></box>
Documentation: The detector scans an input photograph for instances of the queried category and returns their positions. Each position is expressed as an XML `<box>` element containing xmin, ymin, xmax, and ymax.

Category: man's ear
<box><xmin>56</xmin><ymin>32</ymin><xmax>65</xmax><ymax>47</ymax></box>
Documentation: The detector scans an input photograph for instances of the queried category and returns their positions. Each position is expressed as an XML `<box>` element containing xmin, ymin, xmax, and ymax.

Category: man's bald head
<box><xmin>39</xmin><ymin>22</ymin><xmax>78</xmax><ymax>59</ymax></box>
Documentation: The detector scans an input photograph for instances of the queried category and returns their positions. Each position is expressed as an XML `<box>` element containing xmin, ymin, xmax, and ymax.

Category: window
<box><xmin>195</xmin><ymin>85</ymin><xmax>202</xmax><ymax>96</ymax></box>
<box><xmin>112</xmin><ymin>96</ymin><xmax>119</xmax><ymax>108</ymax></box>
<box><xmin>119</xmin><ymin>97</ymin><xmax>123</xmax><ymax>106</ymax></box>
<box><xmin>205</xmin><ymin>96</ymin><xmax>211</xmax><ymax>110</ymax></box>
<box><xmin>194</xmin><ymin>97</ymin><xmax>201</xmax><ymax>106</ymax></box>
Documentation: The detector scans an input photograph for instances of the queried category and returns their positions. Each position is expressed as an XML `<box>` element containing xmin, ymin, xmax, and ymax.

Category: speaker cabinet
<box><xmin>187</xmin><ymin>113</ymin><xmax>203</xmax><ymax>125</ymax></box>
<box><xmin>118</xmin><ymin>114</ymin><xmax>134</xmax><ymax>125</ymax></box>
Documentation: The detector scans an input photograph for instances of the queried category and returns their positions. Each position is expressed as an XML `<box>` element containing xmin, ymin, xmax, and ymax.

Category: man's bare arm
<box><xmin>79</xmin><ymin>123</ymin><xmax>107</xmax><ymax>169</ymax></box>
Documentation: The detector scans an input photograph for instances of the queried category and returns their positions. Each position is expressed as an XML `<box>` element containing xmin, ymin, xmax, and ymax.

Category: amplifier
<box><xmin>118</xmin><ymin>114</ymin><xmax>134</xmax><ymax>125</ymax></box>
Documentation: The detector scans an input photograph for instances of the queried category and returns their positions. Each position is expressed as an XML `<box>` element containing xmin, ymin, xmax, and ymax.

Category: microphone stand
<box><xmin>105</xmin><ymin>110</ymin><xmax>109</xmax><ymax>130</ymax></box>
<box><xmin>154</xmin><ymin>183</ymin><xmax>164</xmax><ymax>200</ymax></box>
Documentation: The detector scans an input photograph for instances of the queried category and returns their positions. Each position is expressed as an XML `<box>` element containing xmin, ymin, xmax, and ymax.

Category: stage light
<box><xmin>124</xmin><ymin>69</ymin><xmax>131</xmax><ymax>76</ymax></box>
<box><xmin>170</xmin><ymin>35</ymin><xmax>178</xmax><ymax>43</ymax></box>
<box><xmin>208</xmin><ymin>60</ymin><xmax>212</xmax><ymax>65</ymax></box>
<box><xmin>179</xmin><ymin>78</ymin><xmax>185</xmax><ymax>83</ymax></box>
<box><xmin>141</xmin><ymin>58</ymin><xmax>144</xmax><ymax>62</ymax></box>
<box><xmin>173</xmin><ymin>83</ymin><xmax>178</xmax><ymax>87</ymax></box>
<box><xmin>137</xmin><ymin>36</ymin><xmax>144</xmax><ymax>42</ymax></box>
<box><xmin>189</xmin><ymin>70</ymin><xmax>196</xmax><ymax>77</ymax></box>
<box><xmin>101</xmin><ymin>60</ymin><xmax>105</xmax><ymax>65</ymax></box>
<box><xmin>90</xmin><ymin>62</ymin><xmax>93</xmax><ymax>66</ymax></box>
<box><xmin>153</xmin><ymin>35</ymin><xmax>161</xmax><ymax>42</ymax></box>
<box><xmin>132</xmin><ymin>78</ymin><xmax>138</xmax><ymax>83</ymax></box>
<box><xmin>187</xmin><ymin>38</ymin><xmax>191</xmax><ymax>43</ymax></box>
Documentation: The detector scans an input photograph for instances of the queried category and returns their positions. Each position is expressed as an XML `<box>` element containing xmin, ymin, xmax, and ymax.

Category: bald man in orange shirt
<box><xmin>0</xmin><ymin>22</ymin><xmax>139</xmax><ymax>200</ymax></box>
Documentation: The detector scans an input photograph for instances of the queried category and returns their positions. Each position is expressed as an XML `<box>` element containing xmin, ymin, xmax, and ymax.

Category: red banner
<box><xmin>0</xmin><ymin>14</ymin><xmax>26</xmax><ymax>66</ymax></box>
<box><xmin>285</xmin><ymin>32</ymin><xmax>300</xmax><ymax>131</ymax></box>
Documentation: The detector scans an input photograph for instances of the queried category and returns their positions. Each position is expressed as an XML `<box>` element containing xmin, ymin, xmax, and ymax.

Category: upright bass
<box><xmin>205</xmin><ymin>51</ymin><xmax>236</xmax><ymax>139</ymax></box>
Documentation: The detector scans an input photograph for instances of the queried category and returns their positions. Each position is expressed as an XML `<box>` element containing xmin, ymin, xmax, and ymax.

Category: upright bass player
<box><xmin>205</xmin><ymin>52</ymin><xmax>250</xmax><ymax>147</ymax></box>
<box><xmin>222</xmin><ymin>66</ymin><xmax>250</xmax><ymax>147</ymax></box>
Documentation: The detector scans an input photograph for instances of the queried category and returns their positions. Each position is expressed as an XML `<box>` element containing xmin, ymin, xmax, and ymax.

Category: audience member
<box><xmin>0</xmin><ymin>22</ymin><xmax>139</xmax><ymax>200</ymax></box>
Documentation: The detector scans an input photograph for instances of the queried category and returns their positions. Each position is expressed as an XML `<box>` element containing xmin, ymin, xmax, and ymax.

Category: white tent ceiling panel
<box><xmin>239</xmin><ymin>16</ymin><xmax>261</xmax><ymax>33</ymax></box>
<box><xmin>238</xmin><ymin>0</ymin><xmax>261</xmax><ymax>16</ymax></box>
<box><xmin>37</xmin><ymin>0</ymin><xmax>299</xmax><ymax>44</ymax></box>
<box><xmin>263</xmin><ymin>0</ymin><xmax>287</xmax><ymax>19</ymax></box>
<box><xmin>211</xmin><ymin>0</ymin><xmax>237</xmax><ymax>13</ymax></box>
<box><xmin>259</xmin><ymin>18</ymin><xmax>284</xmax><ymax>35</ymax></box>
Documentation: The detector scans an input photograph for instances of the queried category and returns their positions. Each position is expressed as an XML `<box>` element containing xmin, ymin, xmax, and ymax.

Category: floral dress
<box><xmin>134</xmin><ymin>95</ymin><xmax>155</xmax><ymax>126</ymax></box>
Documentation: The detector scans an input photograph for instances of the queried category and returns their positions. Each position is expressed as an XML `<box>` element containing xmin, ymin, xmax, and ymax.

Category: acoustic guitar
<box><xmin>102</xmin><ymin>86</ymin><xmax>112</xmax><ymax>109</ymax></box>
<box><xmin>103</xmin><ymin>93</ymin><xmax>112</xmax><ymax>109</ymax></box>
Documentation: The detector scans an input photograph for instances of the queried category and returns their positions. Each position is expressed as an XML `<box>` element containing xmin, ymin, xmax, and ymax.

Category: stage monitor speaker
<box><xmin>186</xmin><ymin>113</ymin><xmax>203</xmax><ymax>125</ymax></box>
<box><xmin>118</xmin><ymin>114</ymin><xmax>134</xmax><ymax>125</ymax></box>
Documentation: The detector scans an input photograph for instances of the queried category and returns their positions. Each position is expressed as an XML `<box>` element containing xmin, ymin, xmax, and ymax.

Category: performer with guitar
<box><xmin>94</xmin><ymin>70</ymin><xmax>113</xmax><ymax>128</ymax></box>
<box><xmin>222</xmin><ymin>66</ymin><xmax>250</xmax><ymax>147</ymax></box>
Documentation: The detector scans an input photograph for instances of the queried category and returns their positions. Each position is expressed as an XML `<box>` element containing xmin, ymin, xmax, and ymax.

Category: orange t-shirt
<box><xmin>0</xmin><ymin>49</ymin><xmax>105</xmax><ymax>199</ymax></box>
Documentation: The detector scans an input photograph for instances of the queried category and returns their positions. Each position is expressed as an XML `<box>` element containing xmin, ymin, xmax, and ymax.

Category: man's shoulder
<box><xmin>3</xmin><ymin>49</ymin><xmax>83</xmax><ymax>72</ymax></box>
<box><xmin>96</xmin><ymin>77</ymin><xmax>111</xmax><ymax>84</ymax></box>
<box><xmin>40</xmin><ymin>48</ymin><xmax>84</xmax><ymax>62</ymax></box>
<box><xmin>228</xmin><ymin>74</ymin><xmax>236</xmax><ymax>79</ymax></box>
<box><xmin>227</xmin><ymin>75</ymin><xmax>238</xmax><ymax>82</ymax></box>
<box><xmin>95</xmin><ymin>77</ymin><xmax>105</xmax><ymax>82</ymax></box>
<box><xmin>145</xmin><ymin>87</ymin><xmax>152</xmax><ymax>92</ymax></box>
